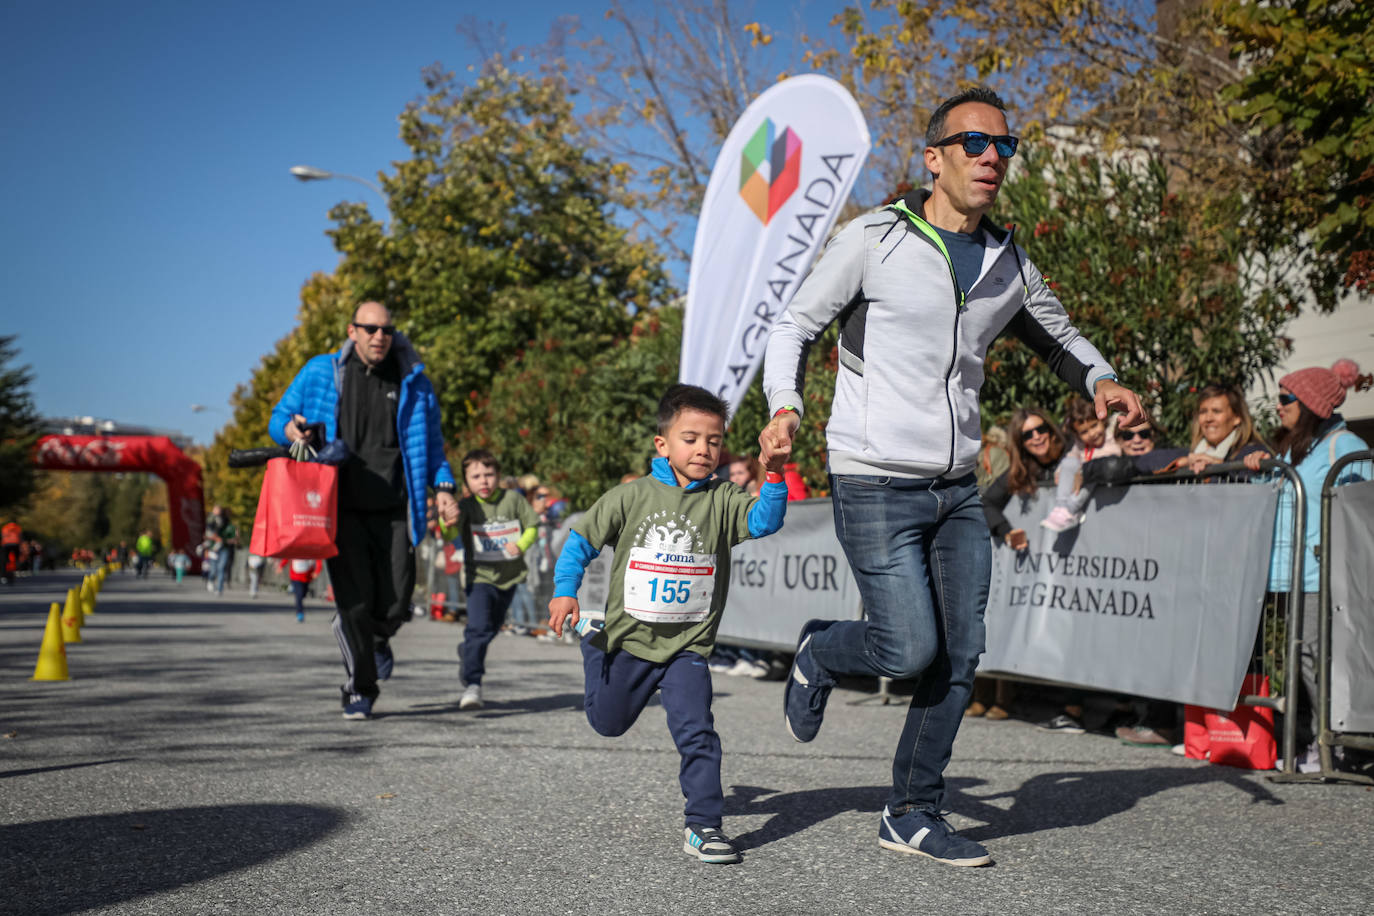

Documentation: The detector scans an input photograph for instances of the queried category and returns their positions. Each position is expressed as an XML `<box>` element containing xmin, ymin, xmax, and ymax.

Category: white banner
<box><xmin>982</xmin><ymin>484</ymin><xmax>1279</xmax><ymax>709</ymax></box>
<box><xmin>680</xmin><ymin>74</ymin><xmax>870</xmax><ymax>414</ymax></box>
<box><xmin>1330</xmin><ymin>478</ymin><xmax>1374</xmax><ymax>732</ymax></box>
<box><xmin>715</xmin><ymin>498</ymin><xmax>864</xmax><ymax>648</ymax></box>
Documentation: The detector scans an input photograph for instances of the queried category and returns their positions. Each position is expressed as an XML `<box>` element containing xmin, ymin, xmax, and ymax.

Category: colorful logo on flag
<box><xmin>738</xmin><ymin>119</ymin><xmax>801</xmax><ymax>225</ymax></box>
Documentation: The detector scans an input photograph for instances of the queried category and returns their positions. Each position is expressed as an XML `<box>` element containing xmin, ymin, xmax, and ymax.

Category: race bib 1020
<box><xmin>473</xmin><ymin>519</ymin><xmax>521</xmax><ymax>564</ymax></box>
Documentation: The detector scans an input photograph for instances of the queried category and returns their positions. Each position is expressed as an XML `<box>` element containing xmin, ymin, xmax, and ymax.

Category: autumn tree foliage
<box><xmin>202</xmin><ymin>65</ymin><xmax>672</xmax><ymax>520</ymax></box>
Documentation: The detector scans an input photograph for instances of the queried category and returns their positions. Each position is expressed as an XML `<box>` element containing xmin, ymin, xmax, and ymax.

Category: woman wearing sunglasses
<box><xmin>980</xmin><ymin>407</ymin><xmax>1095</xmax><ymax>731</ymax></box>
<box><xmin>1105</xmin><ymin>414</ymin><xmax>1186</xmax><ymax>473</ymax></box>
<box><xmin>1243</xmin><ymin>359</ymin><xmax>1369</xmax><ymax>771</ymax></box>
<box><xmin>983</xmin><ymin>407</ymin><xmax>1065</xmax><ymax>553</ymax></box>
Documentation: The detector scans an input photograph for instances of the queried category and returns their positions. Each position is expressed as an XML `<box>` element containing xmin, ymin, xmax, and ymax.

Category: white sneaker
<box><xmin>459</xmin><ymin>683</ymin><xmax>483</xmax><ymax>710</ymax></box>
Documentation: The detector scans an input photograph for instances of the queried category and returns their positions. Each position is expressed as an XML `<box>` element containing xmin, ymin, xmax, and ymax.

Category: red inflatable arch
<box><xmin>34</xmin><ymin>435</ymin><xmax>206</xmax><ymax>572</ymax></box>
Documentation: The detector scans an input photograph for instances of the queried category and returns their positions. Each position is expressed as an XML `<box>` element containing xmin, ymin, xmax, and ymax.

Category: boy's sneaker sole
<box><xmin>877</xmin><ymin>836</ymin><xmax>991</xmax><ymax>867</ymax></box>
<box><xmin>877</xmin><ymin>808</ymin><xmax>992</xmax><ymax>867</ymax></box>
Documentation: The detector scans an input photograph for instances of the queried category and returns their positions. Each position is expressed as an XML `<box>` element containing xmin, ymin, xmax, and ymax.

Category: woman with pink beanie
<box><xmin>1244</xmin><ymin>358</ymin><xmax>1370</xmax><ymax>770</ymax></box>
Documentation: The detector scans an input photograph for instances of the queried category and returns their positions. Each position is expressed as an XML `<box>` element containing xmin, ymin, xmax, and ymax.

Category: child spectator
<box><xmin>727</xmin><ymin>454</ymin><xmax>764</xmax><ymax>496</ymax></box>
<box><xmin>168</xmin><ymin>550</ymin><xmax>191</xmax><ymax>584</ymax></box>
<box><xmin>1041</xmin><ymin>397</ymin><xmax>1120</xmax><ymax>532</ymax></box>
<box><xmin>456</xmin><ymin>449</ymin><xmax>540</xmax><ymax>710</ymax></box>
<box><xmin>547</xmin><ymin>384</ymin><xmax>789</xmax><ymax>865</ymax></box>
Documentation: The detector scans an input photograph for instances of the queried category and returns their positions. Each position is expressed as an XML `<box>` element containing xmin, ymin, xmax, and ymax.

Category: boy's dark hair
<box><xmin>657</xmin><ymin>384</ymin><xmax>729</xmax><ymax>435</ymax></box>
<box><xmin>926</xmin><ymin>86</ymin><xmax>1008</xmax><ymax>147</ymax></box>
<box><xmin>461</xmin><ymin>448</ymin><xmax>499</xmax><ymax>475</ymax></box>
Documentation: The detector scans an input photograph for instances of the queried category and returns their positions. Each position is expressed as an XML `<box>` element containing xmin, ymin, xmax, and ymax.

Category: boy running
<box><xmin>457</xmin><ymin>449</ymin><xmax>540</xmax><ymax>710</ymax></box>
<box><xmin>548</xmin><ymin>384</ymin><xmax>789</xmax><ymax>865</ymax></box>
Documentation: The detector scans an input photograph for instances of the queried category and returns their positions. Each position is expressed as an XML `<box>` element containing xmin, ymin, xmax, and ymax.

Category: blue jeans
<box><xmin>459</xmin><ymin>583</ymin><xmax>515</xmax><ymax>685</ymax></box>
<box><xmin>581</xmin><ymin>640</ymin><xmax>723</xmax><ymax>827</ymax></box>
<box><xmin>214</xmin><ymin>548</ymin><xmax>235</xmax><ymax>595</ymax></box>
<box><xmin>814</xmin><ymin>472</ymin><xmax>990</xmax><ymax>815</ymax></box>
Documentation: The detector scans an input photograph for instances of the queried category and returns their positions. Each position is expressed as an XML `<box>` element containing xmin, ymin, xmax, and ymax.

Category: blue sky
<box><xmin>2</xmin><ymin>1</ymin><xmax>815</xmax><ymax>445</ymax></box>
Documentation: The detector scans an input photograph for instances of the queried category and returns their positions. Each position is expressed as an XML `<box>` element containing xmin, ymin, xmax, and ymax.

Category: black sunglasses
<box><xmin>1117</xmin><ymin>428</ymin><xmax>1154</xmax><ymax>442</ymax></box>
<box><xmin>1278</xmin><ymin>392</ymin><xmax>1298</xmax><ymax>406</ymax></box>
<box><xmin>352</xmin><ymin>322</ymin><xmax>396</xmax><ymax>337</ymax></box>
<box><xmin>1020</xmin><ymin>423</ymin><xmax>1049</xmax><ymax>442</ymax></box>
<box><xmin>932</xmin><ymin>131</ymin><xmax>1020</xmax><ymax>159</ymax></box>
<box><xmin>533</xmin><ymin>491</ymin><xmax>550</xmax><ymax>498</ymax></box>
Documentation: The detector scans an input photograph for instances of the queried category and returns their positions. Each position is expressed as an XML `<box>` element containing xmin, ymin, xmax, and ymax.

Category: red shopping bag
<box><xmin>1184</xmin><ymin>674</ymin><xmax>1277</xmax><ymax>770</ymax></box>
<box><xmin>249</xmin><ymin>458</ymin><xmax>339</xmax><ymax>560</ymax></box>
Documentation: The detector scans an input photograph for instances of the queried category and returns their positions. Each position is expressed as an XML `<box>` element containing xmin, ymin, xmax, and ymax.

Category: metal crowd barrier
<box><xmin>1125</xmin><ymin>457</ymin><xmax>1306</xmax><ymax>777</ymax></box>
<box><xmin>1313</xmin><ymin>448</ymin><xmax>1374</xmax><ymax>785</ymax></box>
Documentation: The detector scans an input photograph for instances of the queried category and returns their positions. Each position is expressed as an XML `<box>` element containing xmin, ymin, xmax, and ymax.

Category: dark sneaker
<box><xmin>374</xmin><ymin>642</ymin><xmax>394</xmax><ymax>681</ymax></box>
<box><xmin>784</xmin><ymin>619</ymin><xmax>836</xmax><ymax>743</ymax></box>
<box><xmin>342</xmin><ymin>693</ymin><xmax>374</xmax><ymax>721</ymax></box>
<box><xmin>683</xmin><ymin>825</ymin><xmax>741</xmax><ymax>864</ymax></box>
<box><xmin>878</xmin><ymin>807</ymin><xmax>992</xmax><ymax>867</ymax></box>
<box><xmin>1037</xmin><ymin>713</ymin><xmax>1086</xmax><ymax>734</ymax></box>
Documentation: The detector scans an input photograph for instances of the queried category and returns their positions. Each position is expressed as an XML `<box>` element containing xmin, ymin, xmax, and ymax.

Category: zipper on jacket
<box><xmin>887</xmin><ymin>201</ymin><xmax>966</xmax><ymax>476</ymax></box>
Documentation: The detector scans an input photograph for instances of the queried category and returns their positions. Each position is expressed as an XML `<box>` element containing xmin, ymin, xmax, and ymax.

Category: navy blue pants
<box><xmin>581</xmin><ymin>638</ymin><xmax>723</xmax><ymax>828</ymax></box>
<box><xmin>459</xmin><ymin>583</ymin><xmax>515</xmax><ymax>685</ymax></box>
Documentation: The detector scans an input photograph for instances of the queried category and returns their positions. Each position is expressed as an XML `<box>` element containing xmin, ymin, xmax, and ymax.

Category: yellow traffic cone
<box><xmin>80</xmin><ymin>579</ymin><xmax>95</xmax><ymax>617</ymax></box>
<box><xmin>32</xmin><ymin>602</ymin><xmax>70</xmax><ymax>681</ymax></box>
<box><xmin>60</xmin><ymin>594</ymin><xmax>83</xmax><ymax>643</ymax></box>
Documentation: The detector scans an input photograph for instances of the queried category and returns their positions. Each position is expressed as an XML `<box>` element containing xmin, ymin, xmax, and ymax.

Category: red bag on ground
<box><xmin>1184</xmin><ymin>674</ymin><xmax>1277</xmax><ymax>770</ymax></box>
<box><xmin>249</xmin><ymin>458</ymin><xmax>339</xmax><ymax>560</ymax></box>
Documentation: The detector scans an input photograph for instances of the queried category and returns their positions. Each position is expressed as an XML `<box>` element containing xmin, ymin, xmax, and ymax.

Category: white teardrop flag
<box><xmin>680</xmin><ymin>75</ymin><xmax>870</xmax><ymax>414</ymax></box>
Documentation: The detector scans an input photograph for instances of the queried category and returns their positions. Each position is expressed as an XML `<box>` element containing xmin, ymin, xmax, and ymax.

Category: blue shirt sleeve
<box><xmin>552</xmin><ymin>529</ymin><xmax>601</xmax><ymax>599</ymax></box>
<box><xmin>746</xmin><ymin>480</ymin><xmax>789</xmax><ymax>539</ymax></box>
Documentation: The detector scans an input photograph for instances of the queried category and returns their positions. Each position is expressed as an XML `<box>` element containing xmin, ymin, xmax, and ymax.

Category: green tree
<box><xmin>986</xmin><ymin>146</ymin><xmax>1293</xmax><ymax>440</ymax></box>
<box><xmin>1220</xmin><ymin>0</ymin><xmax>1374</xmax><ymax>292</ymax></box>
<box><xmin>0</xmin><ymin>335</ymin><xmax>41</xmax><ymax>513</ymax></box>
<box><xmin>19</xmin><ymin>472</ymin><xmax>111</xmax><ymax>551</ymax></box>
<box><xmin>203</xmin><ymin>64</ymin><xmax>672</xmax><ymax>522</ymax></box>
<box><xmin>203</xmin><ymin>271</ymin><xmax>354</xmax><ymax>524</ymax></box>
<box><xmin>800</xmin><ymin>0</ymin><xmax>1342</xmax><ymax>311</ymax></box>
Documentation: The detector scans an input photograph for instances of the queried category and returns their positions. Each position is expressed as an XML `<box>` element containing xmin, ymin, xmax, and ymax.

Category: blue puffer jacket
<box><xmin>269</xmin><ymin>334</ymin><xmax>455</xmax><ymax>545</ymax></box>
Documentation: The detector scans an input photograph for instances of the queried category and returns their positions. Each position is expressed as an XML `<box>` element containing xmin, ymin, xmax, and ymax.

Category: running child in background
<box><xmin>547</xmin><ymin>384</ymin><xmax>789</xmax><ymax>865</ymax></box>
<box><xmin>1042</xmin><ymin>396</ymin><xmax>1121</xmax><ymax>532</ymax></box>
<box><xmin>284</xmin><ymin>558</ymin><xmax>322</xmax><ymax>622</ymax></box>
<box><xmin>456</xmin><ymin>449</ymin><xmax>539</xmax><ymax>710</ymax></box>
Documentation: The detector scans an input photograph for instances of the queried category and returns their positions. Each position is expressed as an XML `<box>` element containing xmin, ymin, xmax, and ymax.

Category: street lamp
<box><xmin>289</xmin><ymin>164</ymin><xmax>385</xmax><ymax>200</ymax></box>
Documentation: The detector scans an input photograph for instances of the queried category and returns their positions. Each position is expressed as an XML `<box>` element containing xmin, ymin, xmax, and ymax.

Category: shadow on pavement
<box><xmin>725</xmin><ymin>764</ymin><xmax>1280</xmax><ymax>851</ymax></box>
<box><xmin>0</xmin><ymin>803</ymin><xmax>347</xmax><ymax>915</ymax></box>
<box><xmin>0</xmin><ymin>758</ymin><xmax>135</xmax><ymax>780</ymax></box>
<box><xmin>387</xmin><ymin>692</ymin><xmax>588</xmax><ymax>719</ymax></box>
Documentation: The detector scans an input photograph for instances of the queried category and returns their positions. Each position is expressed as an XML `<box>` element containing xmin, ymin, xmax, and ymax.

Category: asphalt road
<box><xmin>2</xmin><ymin>571</ymin><xmax>1370</xmax><ymax>915</ymax></box>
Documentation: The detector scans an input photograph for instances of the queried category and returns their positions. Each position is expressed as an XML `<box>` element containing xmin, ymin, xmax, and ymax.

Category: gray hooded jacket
<box><xmin>763</xmin><ymin>190</ymin><xmax>1116</xmax><ymax>479</ymax></box>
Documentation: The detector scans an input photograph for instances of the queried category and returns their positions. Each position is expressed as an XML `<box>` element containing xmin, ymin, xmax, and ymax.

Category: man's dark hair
<box><xmin>461</xmin><ymin>448</ymin><xmax>499</xmax><ymax>475</ymax></box>
<box><xmin>925</xmin><ymin>87</ymin><xmax>1008</xmax><ymax>147</ymax></box>
<box><xmin>657</xmin><ymin>384</ymin><xmax>729</xmax><ymax>435</ymax></box>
